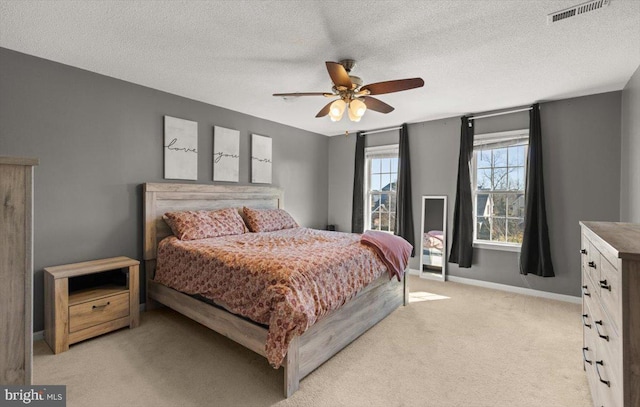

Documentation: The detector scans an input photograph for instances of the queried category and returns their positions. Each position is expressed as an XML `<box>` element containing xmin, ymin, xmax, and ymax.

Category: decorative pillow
<box><xmin>163</xmin><ymin>208</ymin><xmax>247</xmax><ymax>240</ymax></box>
<box><xmin>243</xmin><ymin>207</ymin><xmax>298</xmax><ymax>233</ymax></box>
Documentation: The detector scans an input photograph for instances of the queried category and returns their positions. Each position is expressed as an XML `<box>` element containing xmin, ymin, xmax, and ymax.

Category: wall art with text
<box><xmin>213</xmin><ymin>126</ymin><xmax>240</xmax><ymax>182</ymax></box>
<box><xmin>164</xmin><ymin>115</ymin><xmax>198</xmax><ymax>180</ymax></box>
<box><xmin>251</xmin><ymin>134</ymin><xmax>272</xmax><ymax>184</ymax></box>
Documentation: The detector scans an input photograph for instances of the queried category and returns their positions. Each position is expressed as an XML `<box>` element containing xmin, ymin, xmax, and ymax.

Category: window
<box><xmin>473</xmin><ymin>130</ymin><xmax>528</xmax><ymax>248</ymax></box>
<box><xmin>365</xmin><ymin>145</ymin><xmax>399</xmax><ymax>233</ymax></box>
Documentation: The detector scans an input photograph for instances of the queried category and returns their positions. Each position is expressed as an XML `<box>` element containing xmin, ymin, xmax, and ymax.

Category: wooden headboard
<box><xmin>143</xmin><ymin>183</ymin><xmax>284</xmax><ymax>264</ymax></box>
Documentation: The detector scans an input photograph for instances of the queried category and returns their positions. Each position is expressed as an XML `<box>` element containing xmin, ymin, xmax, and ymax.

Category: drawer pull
<box><xmin>580</xmin><ymin>249</ymin><xmax>587</xmax><ymax>255</ymax></box>
<box><xmin>594</xmin><ymin>320</ymin><xmax>609</xmax><ymax>341</ymax></box>
<box><xmin>582</xmin><ymin>314</ymin><xmax>591</xmax><ymax>328</ymax></box>
<box><xmin>588</xmin><ymin>261</ymin><xmax>597</xmax><ymax>269</ymax></box>
<box><xmin>595</xmin><ymin>361</ymin><xmax>610</xmax><ymax>387</ymax></box>
<box><xmin>582</xmin><ymin>347</ymin><xmax>592</xmax><ymax>365</ymax></box>
<box><xmin>92</xmin><ymin>301</ymin><xmax>111</xmax><ymax>310</ymax></box>
<box><xmin>582</xmin><ymin>285</ymin><xmax>591</xmax><ymax>297</ymax></box>
<box><xmin>599</xmin><ymin>280</ymin><xmax>611</xmax><ymax>291</ymax></box>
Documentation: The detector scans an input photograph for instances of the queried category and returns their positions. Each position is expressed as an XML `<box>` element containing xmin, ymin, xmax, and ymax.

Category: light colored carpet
<box><xmin>34</xmin><ymin>275</ymin><xmax>592</xmax><ymax>407</ymax></box>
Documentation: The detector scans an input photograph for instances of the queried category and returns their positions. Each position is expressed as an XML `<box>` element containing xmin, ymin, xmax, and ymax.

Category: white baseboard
<box><xmin>409</xmin><ymin>268</ymin><xmax>445</xmax><ymax>281</ymax></box>
<box><xmin>445</xmin><ymin>275</ymin><xmax>582</xmax><ymax>304</ymax></box>
<box><xmin>410</xmin><ymin>268</ymin><xmax>580</xmax><ymax>304</ymax></box>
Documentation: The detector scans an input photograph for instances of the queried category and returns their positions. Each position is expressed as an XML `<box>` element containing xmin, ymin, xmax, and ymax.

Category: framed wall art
<box><xmin>164</xmin><ymin>115</ymin><xmax>198</xmax><ymax>180</ymax></box>
<box><xmin>213</xmin><ymin>126</ymin><xmax>240</xmax><ymax>182</ymax></box>
<box><xmin>251</xmin><ymin>134</ymin><xmax>272</xmax><ymax>184</ymax></box>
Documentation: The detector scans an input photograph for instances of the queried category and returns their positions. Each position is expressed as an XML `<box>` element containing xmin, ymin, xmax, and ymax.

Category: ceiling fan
<box><xmin>273</xmin><ymin>59</ymin><xmax>424</xmax><ymax>122</ymax></box>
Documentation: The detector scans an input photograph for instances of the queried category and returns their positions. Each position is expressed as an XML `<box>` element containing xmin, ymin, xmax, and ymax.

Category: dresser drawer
<box><xmin>598</xmin><ymin>258</ymin><xmax>621</xmax><ymax>334</ymax></box>
<box><xmin>587</xmin><ymin>231</ymin><xmax>620</xmax><ymax>274</ymax></box>
<box><xmin>594</xmin><ymin>344</ymin><xmax>623</xmax><ymax>407</ymax></box>
<box><xmin>69</xmin><ymin>292</ymin><xmax>130</xmax><ymax>333</ymax></box>
<box><xmin>584</xmin><ymin>267</ymin><xmax>599</xmax><ymax>298</ymax></box>
<box><xmin>583</xmin><ymin>321</ymin><xmax>600</xmax><ymax>406</ymax></box>
<box><xmin>585</xmin><ymin>240</ymin><xmax>601</xmax><ymax>292</ymax></box>
<box><xmin>590</xmin><ymin>305</ymin><xmax>623</xmax><ymax>407</ymax></box>
<box><xmin>580</xmin><ymin>233</ymin><xmax>590</xmax><ymax>273</ymax></box>
<box><xmin>593</xmin><ymin>309</ymin><xmax>622</xmax><ymax>384</ymax></box>
<box><xmin>582</xmin><ymin>270</ymin><xmax>597</xmax><ymax>313</ymax></box>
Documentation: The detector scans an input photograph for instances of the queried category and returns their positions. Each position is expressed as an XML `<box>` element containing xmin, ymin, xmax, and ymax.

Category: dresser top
<box><xmin>0</xmin><ymin>156</ymin><xmax>39</xmax><ymax>166</ymax></box>
<box><xmin>580</xmin><ymin>221</ymin><xmax>640</xmax><ymax>260</ymax></box>
<box><xmin>44</xmin><ymin>256</ymin><xmax>139</xmax><ymax>279</ymax></box>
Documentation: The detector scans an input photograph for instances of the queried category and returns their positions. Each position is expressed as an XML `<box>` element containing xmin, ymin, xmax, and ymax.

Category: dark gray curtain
<box><xmin>449</xmin><ymin>116</ymin><xmax>474</xmax><ymax>268</ymax></box>
<box><xmin>351</xmin><ymin>131</ymin><xmax>365</xmax><ymax>233</ymax></box>
<box><xmin>396</xmin><ymin>123</ymin><xmax>415</xmax><ymax>256</ymax></box>
<box><xmin>520</xmin><ymin>104</ymin><xmax>555</xmax><ymax>277</ymax></box>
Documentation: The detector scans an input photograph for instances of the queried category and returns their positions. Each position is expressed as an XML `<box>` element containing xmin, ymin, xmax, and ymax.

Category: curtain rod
<box><xmin>360</xmin><ymin>106</ymin><xmax>533</xmax><ymax>134</ymax></box>
<box><xmin>361</xmin><ymin>126</ymin><xmax>402</xmax><ymax>136</ymax></box>
<box><xmin>469</xmin><ymin>107</ymin><xmax>532</xmax><ymax>121</ymax></box>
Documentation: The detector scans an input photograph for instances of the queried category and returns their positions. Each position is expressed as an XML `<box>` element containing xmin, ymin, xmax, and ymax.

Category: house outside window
<box><xmin>365</xmin><ymin>145</ymin><xmax>399</xmax><ymax>233</ymax></box>
<box><xmin>473</xmin><ymin>129</ymin><xmax>529</xmax><ymax>250</ymax></box>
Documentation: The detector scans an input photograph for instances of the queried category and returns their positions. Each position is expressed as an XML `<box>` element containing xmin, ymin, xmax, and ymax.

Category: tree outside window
<box><xmin>474</xmin><ymin>131</ymin><xmax>528</xmax><ymax>245</ymax></box>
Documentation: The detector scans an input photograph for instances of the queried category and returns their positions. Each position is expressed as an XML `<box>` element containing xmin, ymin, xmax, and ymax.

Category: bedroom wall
<box><xmin>621</xmin><ymin>64</ymin><xmax>640</xmax><ymax>223</ymax></box>
<box><xmin>328</xmin><ymin>91</ymin><xmax>622</xmax><ymax>297</ymax></box>
<box><xmin>0</xmin><ymin>48</ymin><xmax>329</xmax><ymax>332</ymax></box>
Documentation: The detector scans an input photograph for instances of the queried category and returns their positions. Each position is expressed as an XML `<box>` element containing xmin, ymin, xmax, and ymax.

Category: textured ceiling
<box><xmin>1</xmin><ymin>0</ymin><xmax>639</xmax><ymax>136</ymax></box>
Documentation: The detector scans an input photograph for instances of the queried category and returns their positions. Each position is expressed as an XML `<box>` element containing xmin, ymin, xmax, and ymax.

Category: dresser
<box><xmin>0</xmin><ymin>156</ymin><xmax>38</xmax><ymax>385</ymax></box>
<box><xmin>580</xmin><ymin>222</ymin><xmax>640</xmax><ymax>407</ymax></box>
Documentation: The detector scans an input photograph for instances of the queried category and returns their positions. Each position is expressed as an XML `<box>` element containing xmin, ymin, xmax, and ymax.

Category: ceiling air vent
<box><xmin>547</xmin><ymin>0</ymin><xmax>610</xmax><ymax>24</ymax></box>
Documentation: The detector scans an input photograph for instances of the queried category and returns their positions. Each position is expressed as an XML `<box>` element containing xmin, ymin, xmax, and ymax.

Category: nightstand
<box><xmin>44</xmin><ymin>256</ymin><xmax>139</xmax><ymax>354</ymax></box>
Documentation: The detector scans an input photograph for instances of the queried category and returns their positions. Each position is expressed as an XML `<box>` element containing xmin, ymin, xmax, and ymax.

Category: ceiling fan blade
<box><xmin>315</xmin><ymin>101</ymin><xmax>335</xmax><ymax>117</ymax></box>
<box><xmin>362</xmin><ymin>96</ymin><xmax>394</xmax><ymax>114</ymax></box>
<box><xmin>273</xmin><ymin>92</ymin><xmax>332</xmax><ymax>97</ymax></box>
<box><xmin>361</xmin><ymin>78</ymin><xmax>424</xmax><ymax>95</ymax></box>
<box><xmin>326</xmin><ymin>61</ymin><xmax>353</xmax><ymax>89</ymax></box>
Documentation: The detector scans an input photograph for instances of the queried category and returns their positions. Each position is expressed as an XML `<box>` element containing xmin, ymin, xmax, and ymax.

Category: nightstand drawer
<box><xmin>69</xmin><ymin>292</ymin><xmax>130</xmax><ymax>333</ymax></box>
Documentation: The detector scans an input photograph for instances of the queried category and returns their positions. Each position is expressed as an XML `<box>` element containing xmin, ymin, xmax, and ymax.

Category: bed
<box><xmin>422</xmin><ymin>230</ymin><xmax>443</xmax><ymax>269</ymax></box>
<box><xmin>143</xmin><ymin>183</ymin><xmax>407</xmax><ymax>397</ymax></box>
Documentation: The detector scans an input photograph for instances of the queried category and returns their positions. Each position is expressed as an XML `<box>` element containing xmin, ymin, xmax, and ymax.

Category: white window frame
<box><xmin>364</xmin><ymin>144</ymin><xmax>399</xmax><ymax>234</ymax></box>
<box><xmin>472</xmin><ymin>129</ymin><xmax>529</xmax><ymax>252</ymax></box>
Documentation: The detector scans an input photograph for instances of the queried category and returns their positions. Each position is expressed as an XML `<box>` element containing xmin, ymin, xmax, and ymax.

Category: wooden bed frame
<box><xmin>143</xmin><ymin>182</ymin><xmax>407</xmax><ymax>397</ymax></box>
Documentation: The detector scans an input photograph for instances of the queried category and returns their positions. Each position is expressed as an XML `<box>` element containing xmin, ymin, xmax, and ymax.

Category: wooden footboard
<box><xmin>147</xmin><ymin>279</ymin><xmax>268</xmax><ymax>357</ymax></box>
<box><xmin>143</xmin><ymin>183</ymin><xmax>407</xmax><ymax>397</ymax></box>
<box><xmin>147</xmin><ymin>266</ymin><xmax>406</xmax><ymax>397</ymax></box>
<box><xmin>296</xmin><ymin>272</ymin><xmax>404</xmax><ymax>380</ymax></box>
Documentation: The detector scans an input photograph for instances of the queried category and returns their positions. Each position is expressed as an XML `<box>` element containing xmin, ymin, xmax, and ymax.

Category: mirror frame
<box><xmin>419</xmin><ymin>195</ymin><xmax>447</xmax><ymax>281</ymax></box>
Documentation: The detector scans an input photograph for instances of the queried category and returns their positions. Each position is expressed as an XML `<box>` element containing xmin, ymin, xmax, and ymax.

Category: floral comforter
<box><xmin>154</xmin><ymin>227</ymin><xmax>388</xmax><ymax>368</ymax></box>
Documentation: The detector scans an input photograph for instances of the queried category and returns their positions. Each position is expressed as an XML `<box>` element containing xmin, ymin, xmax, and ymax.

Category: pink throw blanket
<box><xmin>361</xmin><ymin>231</ymin><xmax>412</xmax><ymax>281</ymax></box>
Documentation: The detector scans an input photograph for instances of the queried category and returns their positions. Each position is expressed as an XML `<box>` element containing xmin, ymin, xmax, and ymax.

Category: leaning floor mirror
<box><xmin>420</xmin><ymin>195</ymin><xmax>447</xmax><ymax>281</ymax></box>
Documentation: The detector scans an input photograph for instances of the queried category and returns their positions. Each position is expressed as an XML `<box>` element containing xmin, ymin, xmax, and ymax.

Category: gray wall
<box><xmin>328</xmin><ymin>92</ymin><xmax>622</xmax><ymax>297</ymax></box>
<box><xmin>0</xmin><ymin>48</ymin><xmax>329</xmax><ymax>332</ymax></box>
<box><xmin>621</xmin><ymin>64</ymin><xmax>640</xmax><ymax>223</ymax></box>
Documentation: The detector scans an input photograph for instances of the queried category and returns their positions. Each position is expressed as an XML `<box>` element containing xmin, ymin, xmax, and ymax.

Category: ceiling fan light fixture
<box><xmin>347</xmin><ymin>108</ymin><xmax>362</xmax><ymax>122</ymax></box>
<box><xmin>273</xmin><ymin>60</ymin><xmax>424</xmax><ymax>123</ymax></box>
<box><xmin>329</xmin><ymin>99</ymin><xmax>346</xmax><ymax>121</ymax></box>
<box><xmin>349</xmin><ymin>98</ymin><xmax>367</xmax><ymax>118</ymax></box>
